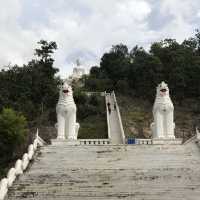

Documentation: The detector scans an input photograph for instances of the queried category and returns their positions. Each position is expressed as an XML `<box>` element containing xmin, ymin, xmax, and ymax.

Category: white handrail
<box><xmin>196</xmin><ymin>127</ymin><xmax>200</xmax><ymax>140</ymax></box>
<box><xmin>36</xmin><ymin>128</ymin><xmax>46</xmax><ymax>146</ymax></box>
<box><xmin>0</xmin><ymin>129</ymin><xmax>45</xmax><ymax>200</ymax></box>
<box><xmin>0</xmin><ymin>179</ymin><xmax>8</xmax><ymax>200</ymax></box>
<box><xmin>182</xmin><ymin>128</ymin><xmax>198</xmax><ymax>145</ymax></box>
<box><xmin>105</xmin><ymin>91</ymin><xmax>111</xmax><ymax>140</ymax></box>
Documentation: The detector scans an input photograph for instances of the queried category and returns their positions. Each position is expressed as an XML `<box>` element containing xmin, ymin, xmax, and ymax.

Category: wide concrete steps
<box><xmin>6</xmin><ymin>143</ymin><xmax>200</xmax><ymax>200</ymax></box>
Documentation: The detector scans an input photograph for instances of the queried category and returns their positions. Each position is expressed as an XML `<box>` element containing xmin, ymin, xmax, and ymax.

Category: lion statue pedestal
<box><xmin>151</xmin><ymin>81</ymin><xmax>175</xmax><ymax>139</ymax></box>
<box><xmin>56</xmin><ymin>81</ymin><xmax>79</xmax><ymax>140</ymax></box>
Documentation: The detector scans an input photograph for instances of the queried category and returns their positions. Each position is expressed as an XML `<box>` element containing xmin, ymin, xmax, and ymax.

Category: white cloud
<box><xmin>0</xmin><ymin>0</ymin><xmax>38</xmax><ymax>67</ymax></box>
<box><xmin>150</xmin><ymin>0</ymin><xmax>200</xmax><ymax>42</ymax></box>
<box><xmin>116</xmin><ymin>1</ymin><xmax>151</xmax><ymax>22</ymax></box>
<box><xmin>0</xmin><ymin>0</ymin><xmax>200</xmax><ymax>77</ymax></box>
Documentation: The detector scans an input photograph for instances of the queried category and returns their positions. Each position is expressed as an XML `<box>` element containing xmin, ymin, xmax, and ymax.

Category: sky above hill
<box><xmin>1</xmin><ymin>0</ymin><xmax>200</xmax><ymax>77</ymax></box>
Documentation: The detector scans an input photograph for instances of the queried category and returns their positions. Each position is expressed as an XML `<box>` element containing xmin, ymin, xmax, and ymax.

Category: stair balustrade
<box><xmin>0</xmin><ymin>129</ymin><xmax>45</xmax><ymax>200</ymax></box>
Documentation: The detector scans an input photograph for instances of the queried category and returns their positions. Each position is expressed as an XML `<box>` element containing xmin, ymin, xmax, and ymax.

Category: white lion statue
<box><xmin>151</xmin><ymin>81</ymin><xmax>175</xmax><ymax>139</ymax></box>
<box><xmin>56</xmin><ymin>81</ymin><xmax>79</xmax><ymax>140</ymax></box>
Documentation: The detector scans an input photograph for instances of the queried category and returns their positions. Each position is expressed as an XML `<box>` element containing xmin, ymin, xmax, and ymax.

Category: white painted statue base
<box><xmin>51</xmin><ymin>139</ymin><xmax>80</xmax><ymax>146</ymax></box>
<box><xmin>152</xmin><ymin>138</ymin><xmax>182</xmax><ymax>145</ymax></box>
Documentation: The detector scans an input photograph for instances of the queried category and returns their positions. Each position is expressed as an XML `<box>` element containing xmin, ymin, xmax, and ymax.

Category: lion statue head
<box><xmin>156</xmin><ymin>81</ymin><xmax>169</xmax><ymax>98</ymax></box>
<box><xmin>59</xmin><ymin>81</ymin><xmax>73</xmax><ymax>101</ymax></box>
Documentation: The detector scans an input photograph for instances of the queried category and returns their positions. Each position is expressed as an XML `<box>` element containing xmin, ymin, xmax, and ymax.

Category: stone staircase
<box><xmin>6</xmin><ymin>141</ymin><xmax>200</xmax><ymax>200</ymax></box>
<box><xmin>105</xmin><ymin>92</ymin><xmax>125</xmax><ymax>144</ymax></box>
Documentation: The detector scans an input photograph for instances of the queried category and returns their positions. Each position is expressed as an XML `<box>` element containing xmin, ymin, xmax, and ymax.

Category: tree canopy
<box><xmin>85</xmin><ymin>30</ymin><xmax>200</xmax><ymax>103</ymax></box>
<box><xmin>0</xmin><ymin>40</ymin><xmax>60</xmax><ymax>125</ymax></box>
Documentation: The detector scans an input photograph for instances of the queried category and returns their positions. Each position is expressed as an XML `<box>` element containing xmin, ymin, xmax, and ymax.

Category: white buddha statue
<box><xmin>151</xmin><ymin>81</ymin><xmax>175</xmax><ymax>139</ymax></box>
<box><xmin>56</xmin><ymin>81</ymin><xmax>79</xmax><ymax>140</ymax></box>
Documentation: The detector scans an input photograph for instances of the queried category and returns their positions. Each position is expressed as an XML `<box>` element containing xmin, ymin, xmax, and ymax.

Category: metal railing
<box><xmin>105</xmin><ymin>91</ymin><xmax>111</xmax><ymax>140</ymax></box>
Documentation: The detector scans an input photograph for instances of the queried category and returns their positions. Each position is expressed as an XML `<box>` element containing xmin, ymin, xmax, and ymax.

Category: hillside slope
<box><xmin>117</xmin><ymin>94</ymin><xmax>200</xmax><ymax>140</ymax></box>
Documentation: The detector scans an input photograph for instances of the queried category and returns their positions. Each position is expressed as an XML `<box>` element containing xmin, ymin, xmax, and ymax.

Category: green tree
<box><xmin>35</xmin><ymin>40</ymin><xmax>57</xmax><ymax>63</ymax></box>
<box><xmin>0</xmin><ymin>40</ymin><xmax>60</xmax><ymax>124</ymax></box>
<box><xmin>129</xmin><ymin>49</ymin><xmax>164</xmax><ymax>100</ymax></box>
<box><xmin>100</xmin><ymin>44</ymin><xmax>130</xmax><ymax>86</ymax></box>
<box><xmin>150</xmin><ymin>37</ymin><xmax>200</xmax><ymax>103</ymax></box>
<box><xmin>90</xmin><ymin>66</ymin><xmax>101</xmax><ymax>78</ymax></box>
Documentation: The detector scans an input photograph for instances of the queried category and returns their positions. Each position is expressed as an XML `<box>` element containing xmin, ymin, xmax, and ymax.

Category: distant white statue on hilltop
<box><xmin>56</xmin><ymin>81</ymin><xmax>79</xmax><ymax>140</ymax></box>
<box><xmin>151</xmin><ymin>81</ymin><xmax>175</xmax><ymax>139</ymax></box>
<box><xmin>66</xmin><ymin>59</ymin><xmax>85</xmax><ymax>84</ymax></box>
<box><xmin>71</xmin><ymin>59</ymin><xmax>85</xmax><ymax>79</ymax></box>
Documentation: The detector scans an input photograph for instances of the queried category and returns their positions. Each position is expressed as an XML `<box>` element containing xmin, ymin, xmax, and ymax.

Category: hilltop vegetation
<box><xmin>0</xmin><ymin>40</ymin><xmax>60</xmax><ymax>126</ymax></box>
<box><xmin>73</xmin><ymin>89</ymin><xmax>107</xmax><ymax>139</ymax></box>
<box><xmin>85</xmin><ymin>30</ymin><xmax>200</xmax><ymax>103</ymax></box>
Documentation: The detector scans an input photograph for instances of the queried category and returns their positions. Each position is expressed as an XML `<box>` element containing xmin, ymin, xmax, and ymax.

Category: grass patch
<box><xmin>78</xmin><ymin>115</ymin><xmax>107</xmax><ymax>139</ymax></box>
<box><xmin>76</xmin><ymin>93</ymin><xmax>107</xmax><ymax>139</ymax></box>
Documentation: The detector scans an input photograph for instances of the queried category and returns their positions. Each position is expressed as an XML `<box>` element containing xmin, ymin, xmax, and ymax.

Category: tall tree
<box><xmin>129</xmin><ymin>48</ymin><xmax>164</xmax><ymax>100</ymax></box>
<box><xmin>0</xmin><ymin>40</ymin><xmax>60</xmax><ymax>124</ymax></box>
<box><xmin>100</xmin><ymin>44</ymin><xmax>130</xmax><ymax>86</ymax></box>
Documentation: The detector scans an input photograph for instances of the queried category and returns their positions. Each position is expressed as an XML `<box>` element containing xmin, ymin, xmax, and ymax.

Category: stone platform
<box><xmin>152</xmin><ymin>138</ymin><xmax>183</xmax><ymax>145</ymax></box>
<box><xmin>51</xmin><ymin>139</ymin><xmax>80</xmax><ymax>146</ymax></box>
<box><xmin>6</xmin><ymin>141</ymin><xmax>200</xmax><ymax>200</ymax></box>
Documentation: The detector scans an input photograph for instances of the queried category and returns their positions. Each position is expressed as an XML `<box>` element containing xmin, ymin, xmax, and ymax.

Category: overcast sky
<box><xmin>1</xmin><ymin>0</ymin><xmax>200</xmax><ymax>77</ymax></box>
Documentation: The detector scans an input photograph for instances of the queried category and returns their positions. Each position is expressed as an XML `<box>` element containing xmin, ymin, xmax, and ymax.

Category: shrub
<box><xmin>116</xmin><ymin>80</ymin><xmax>130</xmax><ymax>94</ymax></box>
<box><xmin>0</xmin><ymin>108</ymin><xmax>28</xmax><ymax>164</ymax></box>
<box><xmin>73</xmin><ymin>89</ymin><xmax>88</xmax><ymax>105</ymax></box>
<box><xmin>89</xmin><ymin>94</ymin><xmax>99</xmax><ymax>106</ymax></box>
<box><xmin>85</xmin><ymin>78</ymin><xmax>114</xmax><ymax>92</ymax></box>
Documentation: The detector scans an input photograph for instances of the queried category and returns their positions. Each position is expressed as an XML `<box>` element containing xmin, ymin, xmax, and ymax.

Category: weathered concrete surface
<box><xmin>106</xmin><ymin>94</ymin><xmax>123</xmax><ymax>144</ymax></box>
<box><xmin>6</xmin><ymin>141</ymin><xmax>200</xmax><ymax>200</ymax></box>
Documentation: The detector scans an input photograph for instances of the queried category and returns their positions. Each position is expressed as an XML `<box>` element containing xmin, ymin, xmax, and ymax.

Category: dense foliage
<box><xmin>73</xmin><ymin>90</ymin><xmax>107</xmax><ymax>139</ymax></box>
<box><xmin>0</xmin><ymin>40</ymin><xmax>60</xmax><ymax>126</ymax></box>
<box><xmin>0</xmin><ymin>108</ymin><xmax>27</xmax><ymax>176</ymax></box>
<box><xmin>85</xmin><ymin>30</ymin><xmax>200</xmax><ymax>104</ymax></box>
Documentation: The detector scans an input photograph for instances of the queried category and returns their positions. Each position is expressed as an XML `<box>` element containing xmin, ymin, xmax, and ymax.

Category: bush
<box><xmin>89</xmin><ymin>94</ymin><xmax>99</xmax><ymax>106</ymax></box>
<box><xmin>0</xmin><ymin>108</ymin><xmax>28</xmax><ymax>164</ymax></box>
<box><xmin>77</xmin><ymin>104</ymin><xmax>98</xmax><ymax>119</ymax></box>
<box><xmin>85</xmin><ymin>78</ymin><xmax>114</xmax><ymax>92</ymax></box>
<box><xmin>73</xmin><ymin>89</ymin><xmax>89</xmax><ymax>105</ymax></box>
<box><xmin>116</xmin><ymin>80</ymin><xmax>130</xmax><ymax>94</ymax></box>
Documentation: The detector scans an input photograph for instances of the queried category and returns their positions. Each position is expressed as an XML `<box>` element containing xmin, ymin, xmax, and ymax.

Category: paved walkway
<box><xmin>105</xmin><ymin>93</ymin><xmax>123</xmax><ymax>144</ymax></box>
<box><xmin>6</xmin><ymin>141</ymin><xmax>200</xmax><ymax>200</ymax></box>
